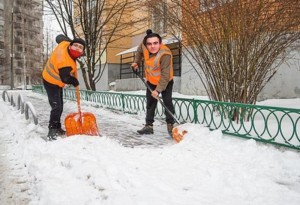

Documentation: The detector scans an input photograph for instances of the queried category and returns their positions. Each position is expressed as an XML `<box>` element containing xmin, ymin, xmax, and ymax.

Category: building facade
<box><xmin>115</xmin><ymin>0</ymin><xmax>300</xmax><ymax>100</ymax></box>
<box><xmin>0</xmin><ymin>0</ymin><xmax>43</xmax><ymax>89</ymax></box>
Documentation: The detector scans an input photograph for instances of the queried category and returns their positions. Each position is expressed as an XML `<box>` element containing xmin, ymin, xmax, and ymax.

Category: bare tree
<box><xmin>148</xmin><ymin>0</ymin><xmax>300</xmax><ymax>106</ymax></box>
<box><xmin>45</xmin><ymin>0</ymin><xmax>143</xmax><ymax>90</ymax></box>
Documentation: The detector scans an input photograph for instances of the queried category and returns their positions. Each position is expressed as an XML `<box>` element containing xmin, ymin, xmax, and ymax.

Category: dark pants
<box><xmin>145</xmin><ymin>80</ymin><xmax>175</xmax><ymax>125</ymax></box>
<box><xmin>43</xmin><ymin>79</ymin><xmax>64</xmax><ymax>129</ymax></box>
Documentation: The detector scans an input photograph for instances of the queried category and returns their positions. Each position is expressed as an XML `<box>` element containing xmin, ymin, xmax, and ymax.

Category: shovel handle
<box><xmin>74</xmin><ymin>71</ymin><xmax>82</xmax><ymax>122</ymax></box>
<box><xmin>132</xmin><ymin>68</ymin><xmax>181</xmax><ymax>124</ymax></box>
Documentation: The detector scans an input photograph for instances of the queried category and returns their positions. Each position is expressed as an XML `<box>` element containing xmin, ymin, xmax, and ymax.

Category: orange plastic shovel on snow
<box><xmin>133</xmin><ymin>69</ymin><xmax>187</xmax><ymax>143</ymax></box>
<box><xmin>65</xmin><ymin>72</ymin><xmax>100</xmax><ymax>137</ymax></box>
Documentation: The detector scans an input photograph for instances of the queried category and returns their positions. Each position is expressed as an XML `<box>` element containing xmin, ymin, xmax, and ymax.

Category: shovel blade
<box><xmin>65</xmin><ymin>112</ymin><xmax>100</xmax><ymax>136</ymax></box>
<box><xmin>172</xmin><ymin>126</ymin><xmax>188</xmax><ymax>143</ymax></box>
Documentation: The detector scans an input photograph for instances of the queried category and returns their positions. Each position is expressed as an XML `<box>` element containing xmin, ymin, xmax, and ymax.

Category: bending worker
<box><xmin>42</xmin><ymin>34</ymin><xmax>85</xmax><ymax>140</ymax></box>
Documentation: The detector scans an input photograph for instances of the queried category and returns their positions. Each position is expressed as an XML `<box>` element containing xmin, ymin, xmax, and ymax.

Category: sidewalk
<box><xmin>0</xmin><ymin>100</ymin><xmax>33</xmax><ymax>205</ymax></box>
<box><xmin>26</xmin><ymin>92</ymin><xmax>173</xmax><ymax>147</ymax></box>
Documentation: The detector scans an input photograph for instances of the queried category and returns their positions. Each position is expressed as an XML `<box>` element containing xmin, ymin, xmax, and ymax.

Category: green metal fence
<box><xmin>32</xmin><ymin>85</ymin><xmax>300</xmax><ymax>150</ymax></box>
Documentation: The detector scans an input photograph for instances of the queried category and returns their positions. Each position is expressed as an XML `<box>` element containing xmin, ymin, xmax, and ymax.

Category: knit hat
<box><xmin>143</xmin><ymin>29</ymin><xmax>162</xmax><ymax>46</ymax></box>
<box><xmin>70</xmin><ymin>38</ymin><xmax>86</xmax><ymax>50</ymax></box>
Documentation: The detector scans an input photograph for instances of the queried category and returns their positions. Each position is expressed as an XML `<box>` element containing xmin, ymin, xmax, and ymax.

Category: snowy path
<box><xmin>26</xmin><ymin>92</ymin><xmax>174</xmax><ymax>147</ymax></box>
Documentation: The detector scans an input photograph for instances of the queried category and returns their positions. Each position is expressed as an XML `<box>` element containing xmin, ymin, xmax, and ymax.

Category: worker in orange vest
<box><xmin>131</xmin><ymin>29</ymin><xmax>175</xmax><ymax>136</ymax></box>
<box><xmin>42</xmin><ymin>34</ymin><xmax>85</xmax><ymax>140</ymax></box>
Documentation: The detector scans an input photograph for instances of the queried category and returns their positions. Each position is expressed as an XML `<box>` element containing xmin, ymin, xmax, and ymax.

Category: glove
<box><xmin>70</xmin><ymin>77</ymin><xmax>79</xmax><ymax>87</ymax></box>
<box><xmin>131</xmin><ymin>63</ymin><xmax>138</xmax><ymax>73</ymax></box>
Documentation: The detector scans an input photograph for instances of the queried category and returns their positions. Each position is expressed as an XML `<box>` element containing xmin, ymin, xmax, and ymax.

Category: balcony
<box><xmin>14</xmin><ymin>36</ymin><xmax>22</xmax><ymax>44</ymax></box>
<box><xmin>14</xmin><ymin>22</ymin><xmax>22</xmax><ymax>29</ymax></box>
<box><xmin>15</xmin><ymin>68</ymin><xmax>22</xmax><ymax>75</ymax></box>
<box><xmin>13</xmin><ymin>6</ymin><xmax>21</xmax><ymax>14</ymax></box>
<box><xmin>14</xmin><ymin>52</ymin><xmax>22</xmax><ymax>59</ymax></box>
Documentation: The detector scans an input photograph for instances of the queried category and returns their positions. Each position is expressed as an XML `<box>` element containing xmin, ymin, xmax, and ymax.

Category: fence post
<box><xmin>2</xmin><ymin>90</ymin><xmax>11</xmax><ymax>102</ymax></box>
<box><xmin>24</xmin><ymin>101</ymin><xmax>38</xmax><ymax>125</ymax></box>
<box><xmin>17</xmin><ymin>94</ymin><xmax>25</xmax><ymax>114</ymax></box>
<box><xmin>121</xmin><ymin>93</ymin><xmax>125</xmax><ymax>112</ymax></box>
<box><xmin>193</xmin><ymin>98</ymin><xmax>198</xmax><ymax>123</ymax></box>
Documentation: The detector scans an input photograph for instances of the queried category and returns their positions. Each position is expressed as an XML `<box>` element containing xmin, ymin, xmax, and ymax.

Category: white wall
<box><xmin>180</xmin><ymin>50</ymin><xmax>300</xmax><ymax>100</ymax></box>
<box><xmin>259</xmin><ymin>52</ymin><xmax>300</xmax><ymax>100</ymax></box>
<box><xmin>77</xmin><ymin>64</ymin><xmax>109</xmax><ymax>91</ymax></box>
<box><xmin>180</xmin><ymin>53</ymin><xmax>207</xmax><ymax>96</ymax></box>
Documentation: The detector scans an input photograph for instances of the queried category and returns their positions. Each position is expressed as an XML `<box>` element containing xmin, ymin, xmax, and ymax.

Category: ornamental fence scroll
<box><xmin>32</xmin><ymin>85</ymin><xmax>300</xmax><ymax>150</ymax></box>
<box><xmin>2</xmin><ymin>90</ymin><xmax>38</xmax><ymax>125</ymax></box>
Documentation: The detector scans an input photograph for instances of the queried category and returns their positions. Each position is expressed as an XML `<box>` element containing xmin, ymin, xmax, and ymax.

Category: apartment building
<box><xmin>0</xmin><ymin>0</ymin><xmax>43</xmax><ymax>89</ymax></box>
<box><xmin>0</xmin><ymin>0</ymin><xmax>4</xmax><ymax>85</ymax></box>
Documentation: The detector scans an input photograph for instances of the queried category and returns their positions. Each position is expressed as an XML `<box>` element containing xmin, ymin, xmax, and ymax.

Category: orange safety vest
<box><xmin>42</xmin><ymin>41</ymin><xmax>77</xmax><ymax>87</ymax></box>
<box><xmin>143</xmin><ymin>44</ymin><xmax>173</xmax><ymax>85</ymax></box>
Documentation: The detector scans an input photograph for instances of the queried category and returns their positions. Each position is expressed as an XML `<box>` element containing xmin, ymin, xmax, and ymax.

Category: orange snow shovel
<box><xmin>65</xmin><ymin>73</ymin><xmax>100</xmax><ymax>137</ymax></box>
<box><xmin>133</xmin><ymin>69</ymin><xmax>187</xmax><ymax>143</ymax></box>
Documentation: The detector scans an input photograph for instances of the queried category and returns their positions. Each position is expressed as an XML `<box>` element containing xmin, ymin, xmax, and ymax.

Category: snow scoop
<box><xmin>133</xmin><ymin>68</ymin><xmax>187</xmax><ymax>142</ymax></box>
<box><xmin>65</xmin><ymin>72</ymin><xmax>100</xmax><ymax>137</ymax></box>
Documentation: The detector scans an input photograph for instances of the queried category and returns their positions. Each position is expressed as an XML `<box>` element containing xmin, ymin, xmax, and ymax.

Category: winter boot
<box><xmin>56</xmin><ymin>128</ymin><xmax>66</xmax><ymax>136</ymax></box>
<box><xmin>167</xmin><ymin>123</ymin><xmax>174</xmax><ymax>136</ymax></box>
<box><xmin>47</xmin><ymin>128</ymin><xmax>57</xmax><ymax>141</ymax></box>
<box><xmin>137</xmin><ymin>124</ymin><xmax>154</xmax><ymax>135</ymax></box>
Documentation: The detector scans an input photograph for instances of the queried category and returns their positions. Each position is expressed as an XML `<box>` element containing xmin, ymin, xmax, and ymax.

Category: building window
<box><xmin>0</xmin><ymin>25</ymin><xmax>3</xmax><ymax>39</ymax></box>
<box><xmin>74</xmin><ymin>16</ymin><xmax>79</xmax><ymax>25</ymax></box>
<box><xmin>18</xmin><ymin>61</ymin><xmax>22</xmax><ymax>67</ymax></box>
<box><xmin>91</xmin><ymin>0</ymin><xmax>97</xmax><ymax>8</ymax></box>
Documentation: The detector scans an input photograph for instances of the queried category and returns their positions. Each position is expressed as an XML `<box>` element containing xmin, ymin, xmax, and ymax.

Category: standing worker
<box><xmin>42</xmin><ymin>34</ymin><xmax>85</xmax><ymax>140</ymax></box>
<box><xmin>131</xmin><ymin>29</ymin><xmax>175</xmax><ymax>136</ymax></box>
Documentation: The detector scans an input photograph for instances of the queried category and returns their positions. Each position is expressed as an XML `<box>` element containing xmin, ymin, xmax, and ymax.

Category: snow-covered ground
<box><xmin>1</xmin><ymin>90</ymin><xmax>300</xmax><ymax>205</ymax></box>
